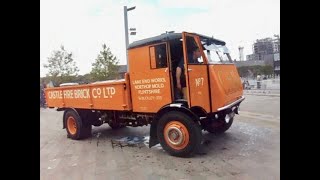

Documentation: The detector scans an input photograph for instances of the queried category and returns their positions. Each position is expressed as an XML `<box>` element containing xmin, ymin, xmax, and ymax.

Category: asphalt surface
<box><xmin>40</xmin><ymin>94</ymin><xmax>280</xmax><ymax>180</ymax></box>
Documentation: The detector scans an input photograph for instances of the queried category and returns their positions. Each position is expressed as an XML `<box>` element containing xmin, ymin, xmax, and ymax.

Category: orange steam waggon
<box><xmin>45</xmin><ymin>32</ymin><xmax>245</xmax><ymax>157</ymax></box>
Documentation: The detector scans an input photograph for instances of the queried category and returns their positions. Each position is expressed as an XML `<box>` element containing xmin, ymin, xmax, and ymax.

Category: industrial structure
<box><xmin>243</xmin><ymin>35</ymin><xmax>280</xmax><ymax>75</ymax></box>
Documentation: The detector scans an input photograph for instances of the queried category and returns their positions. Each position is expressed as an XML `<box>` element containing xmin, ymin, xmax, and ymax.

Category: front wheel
<box><xmin>157</xmin><ymin>111</ymin><xmax>202</xmax><ymax>157</ymax></box>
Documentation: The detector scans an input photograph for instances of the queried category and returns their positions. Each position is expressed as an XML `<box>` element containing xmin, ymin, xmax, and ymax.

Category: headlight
<box><xmin>225</xmin><ymin>114</ymin><xmax>230</xmax><ymax>123</ymax></box>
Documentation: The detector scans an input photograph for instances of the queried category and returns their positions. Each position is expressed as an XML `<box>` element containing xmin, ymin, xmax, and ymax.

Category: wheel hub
<box><xmin>163</xmin><ymin>121</ymin><xmax>190</xmax><ymax>150</ymax></box>
<box><xmin>67</xmin><ymin>116</ymin><xmax>77</xmax><ymax>135</ymax></box>
<box><xmin>166</xmin><ymin>126</ymin><xmax>184</xmax><ymax>145</ymax></box>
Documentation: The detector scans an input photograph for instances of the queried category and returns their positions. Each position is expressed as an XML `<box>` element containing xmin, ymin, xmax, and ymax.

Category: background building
<box><xmin>244</xmin><ymin>34</ymin><xmax>280</xmax><ymax>75</ymax></box>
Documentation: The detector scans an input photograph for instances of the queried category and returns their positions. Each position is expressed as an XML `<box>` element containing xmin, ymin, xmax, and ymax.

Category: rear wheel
<box><xmin>157</xmin><ymin>111</ymin><xmax>202</xmax><ymax>157</ymax></box>
<box><xmin>65</xmin><ymin>110</ymin><xmax>92</xmax><ymax>140</ymax></box>
<box><xmin>205</xmin><ymin>117</ymin><xmax>234</xmax><ymax>134</ymax></box>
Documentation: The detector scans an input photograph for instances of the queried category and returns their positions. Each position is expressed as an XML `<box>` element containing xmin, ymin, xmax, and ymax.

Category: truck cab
<box><xmin>128</xmin><ymin>32</ymin><xmax>244</xmax><ymax>156</ymax></box>
<box><xmin>128</xmin><ymin>32</ymin><xmax>244</xmax><ymax>114</ymax></box>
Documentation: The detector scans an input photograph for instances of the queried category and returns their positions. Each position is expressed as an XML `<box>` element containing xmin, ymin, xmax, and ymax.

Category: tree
<box><xmin>90</xmin><ymin>44</ymin><xmax>119</xmax><ymax>81</ymax></box>
<box><xmin>261</xmin><ymin>65</ymin><xmax>273</xmax><ymax>76</ymax></box>
<box><xmin>237</xmin><ymin>65</ymin><xmax>274</xmax><ymax>78</ymax></box>
<box><xmin>74</xmin><ymin>73</ymin><xmax>93</xmax><ymax>84</ymax></box>
<box><xmin>43</xmin><ymin>45</ymin><xmax>79</xmax><ymax>85</ymax></box>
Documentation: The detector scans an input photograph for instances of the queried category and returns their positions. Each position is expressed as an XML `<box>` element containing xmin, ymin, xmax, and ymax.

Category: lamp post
<box><xmin>124</xmin><ymin>6</ymin><xmax>135</xmax><ymax>72</ymax></box>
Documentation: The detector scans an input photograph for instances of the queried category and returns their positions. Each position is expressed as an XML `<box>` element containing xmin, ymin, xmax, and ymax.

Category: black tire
<box><xmin>157</xmin><ymin>111</ymin><xmax>202</xmax><ymax>157</ymax></box>
<box><xmin>206</xmin><ymin>117</ymin><xmax>234</xmax><ymax>134</ymax></box>
<box><xmin>64</xmin><ymin>110</ymin><xmax>92</xmax><ymax>140</ymax></box>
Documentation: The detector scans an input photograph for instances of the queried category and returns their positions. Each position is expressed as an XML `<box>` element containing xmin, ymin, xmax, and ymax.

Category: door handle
<box><xmin>188</xmin><ymin>68</ymin><xmax>192</xmax><ymax>72</ymax></box>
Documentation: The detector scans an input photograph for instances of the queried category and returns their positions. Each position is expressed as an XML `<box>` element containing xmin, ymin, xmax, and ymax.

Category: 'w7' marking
<box><xmin>195</xmin><ymin>78</ymin><xmax>204</xmax><ymax>87</ymax></box>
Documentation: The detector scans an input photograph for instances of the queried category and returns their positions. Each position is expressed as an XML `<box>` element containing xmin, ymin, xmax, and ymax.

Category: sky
<box><xmin>40</xmin><ymin>0</ymin><xmax>280</xmax><ymax>77</ymax></box>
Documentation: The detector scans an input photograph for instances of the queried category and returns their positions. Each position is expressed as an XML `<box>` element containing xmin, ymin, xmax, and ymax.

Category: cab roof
<box><xmin>128</xmin><ymin>32</ymin><xmax>226</xmax><ymax>50</ymax></box>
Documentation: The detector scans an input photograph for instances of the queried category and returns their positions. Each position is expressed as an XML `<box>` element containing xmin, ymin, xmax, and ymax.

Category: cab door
<box><xmin>182</xmin><ymin>32</ymin><xmax>211</xmax><ymax>112</ymax></box>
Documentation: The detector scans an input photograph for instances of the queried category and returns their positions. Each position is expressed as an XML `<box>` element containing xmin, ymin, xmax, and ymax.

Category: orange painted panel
<box><xmin>209</xmin><ymin>64</ymin><xmax>243</xmax><ymax>112</ymax></box>
<box><xmin>45</xmin><ymin>79</ymin><xmax>132</xmax><ymax>111</ymax></box>
<box><xmin>150</xmin><ymin>46</ymin><xmax>156</xmax><ymax>69</ymax></box>
<box><xmin>128</xmin><ymin>45</ymin><xmax>172</xmax><ymax>113</ymax></box>
<box><xmin>187</xmin><ymin>65</ymin><xmax>210</xmax><ymax>112</ymax></box>
<box><xmin>45</xmin><ymin>90</ymin><xmax>64</xmax><ymax>107</ymax></box>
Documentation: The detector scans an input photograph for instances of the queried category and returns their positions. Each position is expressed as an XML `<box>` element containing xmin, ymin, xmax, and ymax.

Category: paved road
<box><xmin>40</xmin><ymin>95</ymin><xmax>280</xmax><ymax>180</ymax></box>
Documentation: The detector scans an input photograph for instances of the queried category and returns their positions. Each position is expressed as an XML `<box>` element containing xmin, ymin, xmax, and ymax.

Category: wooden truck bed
<box><xmin>45</xmin><ymin>74</ymin><xmax>132</xmax><ymax>111</ymax></box>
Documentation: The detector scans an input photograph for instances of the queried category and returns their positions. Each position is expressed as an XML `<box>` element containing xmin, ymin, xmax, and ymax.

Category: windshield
<box><xmin>200</xmin><ymin>38</ymin><xmax>233</xmax><ymax>64</ymax></box>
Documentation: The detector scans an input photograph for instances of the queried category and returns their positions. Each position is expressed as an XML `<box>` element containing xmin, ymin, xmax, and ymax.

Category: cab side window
<box><xmin>150</xmin><ymin>43</ymin><xmax>168</xmax><ymax>69</ymax></box>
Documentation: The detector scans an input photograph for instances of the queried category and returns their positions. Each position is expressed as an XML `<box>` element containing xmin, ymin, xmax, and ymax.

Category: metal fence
<box><xmin>243</xmin><ymin>78</ymin><xmax>280</xmax><ymax>90</ymax></box>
